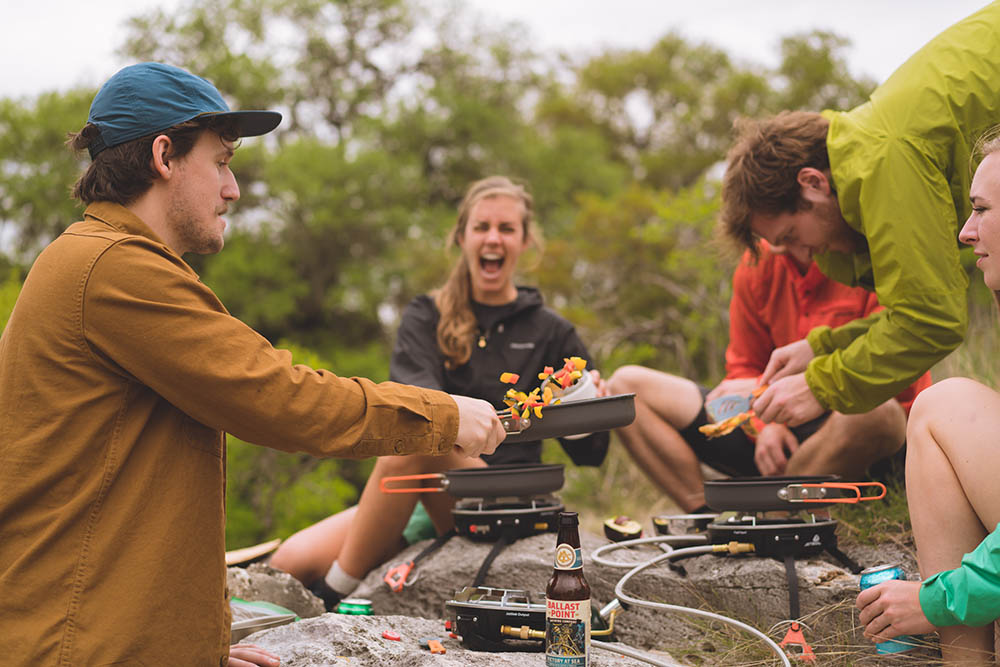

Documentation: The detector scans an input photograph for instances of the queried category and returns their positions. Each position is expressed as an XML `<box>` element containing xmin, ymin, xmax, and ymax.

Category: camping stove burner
<box><xmin>707</xmin><ymin>514</ymin><xmax>839</xmax><ymax>559</ymax></box>
<box><xmin>444</xmin><ymin>586</ymin><xmax>546</xmax><ymax>652</ymax></box>
<box><xmin>452</xmin><ymin>495</ymin><xmax>563</xmax><ymax>542</ymax></box>
<box><xmin>705</xmin><ymin>512</ymin><xmax>861</xmax><ymax>621</ymax></box>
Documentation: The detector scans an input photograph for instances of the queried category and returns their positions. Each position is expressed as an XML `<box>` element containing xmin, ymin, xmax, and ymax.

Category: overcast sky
<box><xmin>2</xmin><ymin>0</ymin><xmax>990</xmax><ymax>99</ymax></box>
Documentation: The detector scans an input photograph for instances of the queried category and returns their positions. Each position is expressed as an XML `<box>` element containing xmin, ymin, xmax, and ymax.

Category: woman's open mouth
<box><xmin>479</xmin><ymin>253</ymin><xmax>505</xmax><ymax>276</ymax></box>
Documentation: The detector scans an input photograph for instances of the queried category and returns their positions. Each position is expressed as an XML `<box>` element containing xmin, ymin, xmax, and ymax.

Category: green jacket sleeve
<box><xmin>919</xmin><ymin>523</ymin><xmax>1000</xmax><ymax>627</ymax></box>
<box><xmin>806</xmin><ymin>310</ymin><xmax>882</xmax><ymax>356</ymax></box>
<box><xmin>807</xmin><ymin>140</ymin><xmax>968</xmax><ymax>413</ymax></box>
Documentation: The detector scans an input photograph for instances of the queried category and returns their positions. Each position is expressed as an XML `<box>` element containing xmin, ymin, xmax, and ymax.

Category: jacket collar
<box><xmin>83</xmin><ymin>202</ymin><xmax>169</xmax><ymax>247</ymax></box>
<box><xmin>471</xmin><ymin>286</ymin><xmax>543</xmax><ymax>330</ymax></box>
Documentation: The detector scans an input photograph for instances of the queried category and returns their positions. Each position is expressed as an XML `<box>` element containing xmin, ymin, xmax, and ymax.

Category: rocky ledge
<box><xmin>229</xmin><ymin>527</ymin><xmax>926</xmax><ymax>665</ymax></box>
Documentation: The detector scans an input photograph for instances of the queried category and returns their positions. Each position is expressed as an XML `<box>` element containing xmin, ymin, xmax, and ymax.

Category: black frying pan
<box><xmin>704</xmin><ymin>475</ymin><xmax>886</xmax><ymax>512</ymax></box>
<box><xmin>500</xmin><ymin>393</ymin><xmax>636</xmax><ymax>443</ymax></box>
<box><xmin>380</xmin><ymin>463</ymin><xmax>565</xmax><ymax>498</ymax></box>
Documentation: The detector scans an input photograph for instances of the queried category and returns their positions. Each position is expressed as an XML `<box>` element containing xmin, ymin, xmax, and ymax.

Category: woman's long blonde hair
<box><xmin>433</xmin><ymin>176</ymin><xmax>541</xmax><ymax>369</ymax></box>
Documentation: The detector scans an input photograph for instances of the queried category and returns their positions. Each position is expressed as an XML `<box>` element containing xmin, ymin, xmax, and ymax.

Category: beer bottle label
<box><xmin>553</xmin><ymin>543</ymin><xmax>583</xmax><ymax>570</ymax></box>
<box><xmin>545</xmin><ymin>598</ymin><xmax>590</xmax><ymax>666</ymax></box>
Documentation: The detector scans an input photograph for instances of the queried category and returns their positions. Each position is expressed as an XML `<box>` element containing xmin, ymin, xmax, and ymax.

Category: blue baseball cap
<box><xmin>86</xmin><ymin>62</ymin><xmax>282</xmax><ymax>159</ymax></box>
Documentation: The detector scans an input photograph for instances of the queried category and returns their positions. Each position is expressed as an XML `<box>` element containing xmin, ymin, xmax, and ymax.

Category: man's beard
<box><xmin>167</xmin><ymin>196</ymin><xmax>224</xmax><ymax>255</ymax></box>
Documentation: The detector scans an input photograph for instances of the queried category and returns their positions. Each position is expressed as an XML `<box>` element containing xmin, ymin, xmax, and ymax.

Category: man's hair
<box><xmin>719</xmin><ymin>111</ymin><xmax>831</xmax><ymax>256</ymax></box>
<box><xmin>66</xmin><ymin>117</ymin><xmax>240</xmax><ymax>206</ymax></box>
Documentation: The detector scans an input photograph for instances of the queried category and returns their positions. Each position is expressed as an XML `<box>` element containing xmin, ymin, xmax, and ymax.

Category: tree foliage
<box><xmin>0</xmin><ymin>90</ymin><xmax>91</xmax><ymax>260</ymax></box>
<box><xmin>0</xmin><ymin>0</ymin><xmax>883</xmax><ymax>545</ymax></box>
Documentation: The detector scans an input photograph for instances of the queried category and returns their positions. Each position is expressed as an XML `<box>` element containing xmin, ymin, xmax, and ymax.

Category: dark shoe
<box><xmin>308</xmin><ymin>579</ymin><xmax>343</xmax><ymax>612</ymax></box>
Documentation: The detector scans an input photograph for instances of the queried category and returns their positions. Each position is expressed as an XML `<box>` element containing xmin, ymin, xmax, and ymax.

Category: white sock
<box><xmin>324</xmin><ymin>561</ymin><xmax>361</xmax><ymax>596</ymax></box>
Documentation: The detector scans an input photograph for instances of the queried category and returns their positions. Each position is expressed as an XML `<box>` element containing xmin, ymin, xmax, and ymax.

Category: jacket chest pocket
<box><xmin>183</xmin><ymin>415</ymin><xmax>224</xmax><ymax>458</ymax></box>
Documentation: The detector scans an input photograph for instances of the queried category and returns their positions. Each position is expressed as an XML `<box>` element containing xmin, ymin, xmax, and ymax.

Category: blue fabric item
<box><xmin>86</xmin><ymin>62</ymin><xmax>281</xmax><ymax>158</ymax></box>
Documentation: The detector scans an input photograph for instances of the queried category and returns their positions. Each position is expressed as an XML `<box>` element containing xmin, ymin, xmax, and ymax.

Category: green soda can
<box><xmin>335</xmin><ymin>598</ymin><xmax>373</xmax><ymax>615</ymax></box>
<box><xmin>859</xmin><ymin>564</ymin><xmax>915</xmax><ymax>654</ymax></box>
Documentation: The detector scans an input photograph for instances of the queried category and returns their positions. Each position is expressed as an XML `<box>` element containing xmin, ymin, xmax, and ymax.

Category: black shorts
<box><xmin>678</xmin><ymin>386</ymin><xmax>830</xmax><ymax>477</ymax></box>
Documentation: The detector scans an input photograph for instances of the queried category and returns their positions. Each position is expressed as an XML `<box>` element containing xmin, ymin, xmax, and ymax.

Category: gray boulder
<box><xmin>240</xmin><ymin>613</ymin><xmax>669</xmax><ymax>666</ymax></box>
<box><xmin>234</xmin><ymin>527</ymin><xmax>928</xmax><ymax>664</ymax></box>
<box><xmin>228</xmin><ymin>562</ymin><xmax>325</xmax><ymax>618</ymax></box>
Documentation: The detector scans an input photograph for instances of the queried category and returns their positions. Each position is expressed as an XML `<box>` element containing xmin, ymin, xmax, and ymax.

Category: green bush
<box><xmin>0</xmin><ymin>270</ymin><xmax>22</xmax><ymax>333</ymax></box>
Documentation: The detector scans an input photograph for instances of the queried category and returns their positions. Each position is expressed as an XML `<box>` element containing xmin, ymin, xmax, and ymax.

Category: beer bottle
<box><xmin>545</xmin><ymin>511</ymin><xmax>591</xmax><ymax>666</ymax></box>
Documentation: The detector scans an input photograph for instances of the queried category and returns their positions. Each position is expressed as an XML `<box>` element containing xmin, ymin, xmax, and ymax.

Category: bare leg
<box><xmin>337</xmin><ymin>449</ymin><xmax>482</xmax><ymax>579</ymax></box>
<box><xmin>906</xmin><ymin>378</ymin><xmax>1000</xmax><ymax>664</ymax></box>
<box><xmin>607</xmin><ymin>366</ymin><xmax>706</xmax><ymax>512</ymax></box>
<box><xmin>270</xmin><ymin>506</ymin><xmax>358</xmax><ymax>584</ymax></box>
<box><xmin>785</xmin><ymin>399</ymin><xmax>905</xmax><ymax>477</ymax></box>
<box><xmin>270</xmin><ymin>450</ymin><xmax>483</xmax><ymax>586</ymax></box>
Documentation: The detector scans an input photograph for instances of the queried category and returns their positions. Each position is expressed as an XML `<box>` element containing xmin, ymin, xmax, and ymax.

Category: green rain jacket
<box><xmin>919</xmin><ymin>524</ymin><xmax>1000</xmax><ymax>628</ymax></box>
<box><xmin>805</xmin><ymin>2</ymin><xmax>1000</xmax><ymax>413</ymax></box>
<box><xmin>805</xmin><ymin>3</ymin><xmax>1000</xmax><ymax>629</ymax></box>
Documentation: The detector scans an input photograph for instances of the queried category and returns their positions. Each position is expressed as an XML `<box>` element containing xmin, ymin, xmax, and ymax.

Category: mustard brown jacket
<box><xmin>808</xmin><ymin>2</ymin><xmax>1000</xmax><ymax>412</ymax></box>
<box><xmin>0</xmin><ymin>203</ymin><xmax>459</xmax><ymax>666</ymax></box>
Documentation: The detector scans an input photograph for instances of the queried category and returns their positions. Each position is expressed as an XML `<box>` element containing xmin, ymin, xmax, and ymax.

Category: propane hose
<box><xmin>591</xmin><ymin>638</ymin><xmax>685</xmax><ymax>666</ymax></box>
<box><xmin>592</xmin><ymin>533</ymin><xmax>706</xmax><ymax>567</ymax></box>
<box><xmin>607</xmin><ymin>542</ymin><xmax>792</xmax><ymax>667</ymax></box>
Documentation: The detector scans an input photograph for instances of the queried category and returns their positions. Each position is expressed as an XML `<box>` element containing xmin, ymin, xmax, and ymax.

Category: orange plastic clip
<box><xmin>383</xmin><ymin>560</ymin><xmax>414</xmax><ymax>592</ymax></box>
<box><xmin>427</xmin><ymin>639</ymin><xmax>446</xmax><ymax>654</ymax></box>
<box><xmin>779</xmin><ymin>622</ymin><xmax>816</xmax><ymax>663</ymax></box>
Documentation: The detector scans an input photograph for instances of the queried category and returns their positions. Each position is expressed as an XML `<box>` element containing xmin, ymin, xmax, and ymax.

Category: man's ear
<box><xmin>796</xmin><ymin>167</ymin><xmax>831</xmax><ymax>195</ymax></box>
<box><xmin>150</xmin><ymin>135</ymin><xmax>173</xmax><ymax>180</ymax></box>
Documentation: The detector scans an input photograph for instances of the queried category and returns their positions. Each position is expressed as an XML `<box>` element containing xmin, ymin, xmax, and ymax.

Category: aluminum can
<box><xmin>859</xmin><ymin>564</ymin><xmax>915</xmax><ymax>654</ymax></box>
<box><xmin>335</xmin><ymin>598</ymin><xmax>373</xmax><ymax>615</ymax></box>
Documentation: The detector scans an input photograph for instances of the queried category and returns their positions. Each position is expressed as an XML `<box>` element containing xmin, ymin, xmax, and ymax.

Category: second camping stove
<box><xmin>707</xmin><ymin>513</ymin><xmax>841</xmax><ymax>559</ymax></box>
<box><xmin>703</xmin><ymin>511</ymin><xmax>861</xmax><ymax>621</ymax></box>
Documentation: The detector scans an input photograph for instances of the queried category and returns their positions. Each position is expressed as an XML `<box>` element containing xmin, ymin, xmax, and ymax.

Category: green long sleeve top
<box><xmin>805</xmin><ymin>2</ymin><xmax>1000</xmax><ymax>413</ymax></box>
<box><xmin>920</xmin><ymin>523</ymin><xmax>1000</xmax><ymax>628</ymax></box>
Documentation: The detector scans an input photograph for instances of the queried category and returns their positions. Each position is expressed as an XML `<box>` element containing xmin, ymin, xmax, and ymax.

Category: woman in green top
<box><xmin>856</xmin><ymin>132</ymin><xmax>1000</xmax><ymax>664</ymax></box>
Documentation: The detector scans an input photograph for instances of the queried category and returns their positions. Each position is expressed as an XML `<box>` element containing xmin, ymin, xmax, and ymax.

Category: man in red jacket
<box><xmin>608</xmin><ymin>242</ymin><xmax>930</xmax><ymax>513</ymax></box>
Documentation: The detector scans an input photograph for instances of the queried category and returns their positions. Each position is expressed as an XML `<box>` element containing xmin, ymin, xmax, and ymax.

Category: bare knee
<box><xmin>865</xmin><ymin>398</ymin><xmax>906</xmax><ymax>444</ymax></box>
<box><xmin>270</xmin><ymin>531</ymin><xmax>322</xmax><ymax>582</ymax></box>
<box><xmin>802</xmin><ymin>400</ymin><xmax>905</xmax><ymax>470</ymax></box>
<box><xmin>607</xmin><ymin>365</ymin><xmax>647</xmax><ymax>395</ymax></box>
<box><xmin>608</xmin><ymin>365</ymin><xmax>701</xmax><ymax>426</ymax></box>
<box><xmin>907</xmin><ymin>377</ymin><xmax>983</xmax><ymax>442</ymax></box>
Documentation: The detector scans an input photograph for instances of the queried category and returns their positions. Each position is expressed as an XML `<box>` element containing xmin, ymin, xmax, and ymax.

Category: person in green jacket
<box><xmin>855</xmin><ymin>130</ymin><xmax>1000</xmax><ymax>664</ymax></box>
<box><xmin>719</xmin><ymin>2</ymin><xmax>1000</xmax><ymax>427</ymax></box>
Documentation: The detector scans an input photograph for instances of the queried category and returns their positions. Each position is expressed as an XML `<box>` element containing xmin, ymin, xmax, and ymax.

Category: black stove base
<box><xmin>445</xmin><ymin>586</ymin><xmax>546</xmax><ymax>652</ymax></box>
<box><xmin>707</xmin><ymin>517</ymin><xmax>839</xmax><ymax>559</ymax></box>
<box><xmin>452</xmin><ymin>496</ymin><xmax>563</xmax><ymax>543</ymax></box>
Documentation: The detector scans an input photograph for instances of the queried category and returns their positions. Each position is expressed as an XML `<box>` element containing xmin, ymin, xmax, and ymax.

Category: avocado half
<box><xmin>603</xmin><ymin>515</ymin><xmax>643</xmax><ymax>542</ymax></box>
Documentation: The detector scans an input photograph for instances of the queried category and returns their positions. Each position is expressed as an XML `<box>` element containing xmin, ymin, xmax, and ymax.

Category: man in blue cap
<box><xmin>0</xmin><ymin>62</ymin><xmax>506</xmax><ymax>666</ymax></box>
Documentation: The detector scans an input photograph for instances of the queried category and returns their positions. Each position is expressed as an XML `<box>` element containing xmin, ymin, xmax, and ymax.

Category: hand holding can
<box><xmin>858</xmin><ymin>564</ymin><xmax>917</xmax><ymax>654</ymax></box>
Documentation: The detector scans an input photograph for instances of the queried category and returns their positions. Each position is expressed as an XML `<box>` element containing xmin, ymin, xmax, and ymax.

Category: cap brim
<box><xmin>202</xmin><ymin>110</ymin><xmax>282</xmax><ymax>138</ymax></box>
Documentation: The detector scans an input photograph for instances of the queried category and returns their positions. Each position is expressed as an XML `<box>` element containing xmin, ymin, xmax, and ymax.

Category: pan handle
<box><xmin>379</xmin><ymin>473</ymin><xmax>449</xmax><ymax>494</ymax></box>
<box><xmin>780</xmin><ymin>482</ymin><xmax>887</xmax><ymax>504</ymax></box>
<box><xmin>498</xmin><ymin>412</ymin><xmax>531</xmax><ymax>435</ymax></box>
